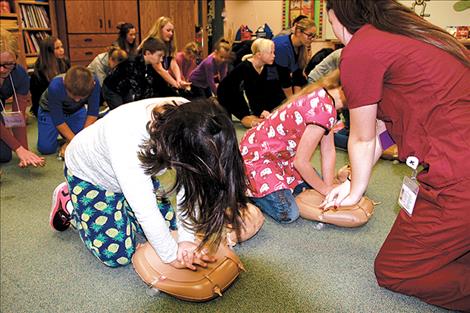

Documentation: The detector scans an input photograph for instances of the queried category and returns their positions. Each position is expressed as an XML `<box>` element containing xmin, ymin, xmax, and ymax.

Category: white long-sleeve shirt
<box><xmin>65</xmin><ymin>97</ymin><xmax>195</xmax><ymax>263</ymax></box>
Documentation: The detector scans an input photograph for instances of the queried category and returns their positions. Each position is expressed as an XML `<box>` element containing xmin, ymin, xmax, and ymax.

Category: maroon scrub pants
<box><xmin>374</xmin><ymin>178</ymin><xmax>470</xmax><ymax>311</ymax></box>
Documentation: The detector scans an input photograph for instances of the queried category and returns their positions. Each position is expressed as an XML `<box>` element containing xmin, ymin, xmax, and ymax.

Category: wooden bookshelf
<box><xmin>0</xmin><ymin>0</ymin><xmax>56</xmax><ymax>71</ymax></box>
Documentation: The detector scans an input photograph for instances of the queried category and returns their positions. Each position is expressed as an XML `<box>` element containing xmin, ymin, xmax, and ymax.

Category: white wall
<box><xmin>224</xmin><ymin>1</ymin><xmax>469</xmax><ymax>41</ymax></box>
<box><xmin>224</xmin><ymin>0</ymin><xmax>284</xmax><ymax>41</ymax></box>
<box><xmin>324</xmin><ymin>1</ymin><xmax>470</xmax><ymax>39</ymax></box>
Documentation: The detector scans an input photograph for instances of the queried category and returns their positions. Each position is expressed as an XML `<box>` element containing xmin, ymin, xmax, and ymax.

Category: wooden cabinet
<box><xmin>65</xmin><ymin>0</ymin><xmax>138</xmax><ymax>34</ymax></box>
<box><xmin>63</xmin><ymin>0</ymin><xmax>138</xmax><ymax>65</ymax></box>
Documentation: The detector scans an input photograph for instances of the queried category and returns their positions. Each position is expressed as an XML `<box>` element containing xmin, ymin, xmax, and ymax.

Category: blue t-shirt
<box><xmin>273</xmin><ymin>34</ymin><xmax>298</xmax><ymax>73</ymax></box>
<box><xmin>0</xmin><ymin>65</ymin><xmax>29</xmax><ymax>111</ymax></box>
<box><xmin>40</xmin><ymin>75</ymin><xmax>100</xmax><ymax>126</ymax></box>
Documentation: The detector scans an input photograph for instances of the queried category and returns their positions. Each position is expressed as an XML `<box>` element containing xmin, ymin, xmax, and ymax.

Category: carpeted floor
<box><xmin>0</xmin><ymin>117</ymin><xmax>452</xmax><ymax>313</ymax></box>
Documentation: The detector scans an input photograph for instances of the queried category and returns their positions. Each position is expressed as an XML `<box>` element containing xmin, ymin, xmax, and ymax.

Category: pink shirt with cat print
<box><xmin>239</xmin><ymin>88</ymin><xmax>337</xmax><ymax>198</ymax></box>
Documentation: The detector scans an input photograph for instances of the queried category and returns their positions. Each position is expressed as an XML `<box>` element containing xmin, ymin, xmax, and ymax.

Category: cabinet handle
<box><xmin>84</xmin><ymin>38</ymin><xmax>93</xmax><ymax>42</ymax></box>
<box><xmin>85</xmin><ymin>51</ymin><xmax>93</xmax><ymax>56</ymax></box>
<box><xmin>108</xmin><ymin>19</ymin><xmax>112</xmax><ymax>29</ymax></box>
<box><xmin>99</xmin><ymin>18</ymin><xmax>103</xmax><ymax>29</ymax></box>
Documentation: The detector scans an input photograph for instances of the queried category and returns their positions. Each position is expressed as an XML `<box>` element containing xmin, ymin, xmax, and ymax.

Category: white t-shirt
<box><xmin>65</xmin><ymin>97</ymin><xmax>195</xmax><ymax>263</ymax></box>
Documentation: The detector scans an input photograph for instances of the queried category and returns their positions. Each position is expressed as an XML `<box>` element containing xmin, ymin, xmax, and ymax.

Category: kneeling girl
<box><xmin>239</xmin><ymin>70</ymin><xmax>345</xmax><ymax>223</ymax></box>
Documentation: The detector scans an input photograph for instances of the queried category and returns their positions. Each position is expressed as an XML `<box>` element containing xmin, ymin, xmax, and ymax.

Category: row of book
<box><xmin>20</xmin><ymin>4</ymin><xmax>50</xmax><ymax>29</ymax></box>
<box><xmin>23</xmin><ymin>30</ymin><xmax>49</xmax><ymax>54</ymax></box>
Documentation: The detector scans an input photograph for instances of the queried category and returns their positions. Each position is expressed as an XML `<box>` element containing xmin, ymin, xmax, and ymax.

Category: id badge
<box><xmin>1</xmin><ymin>111</ymin><xmax>25</xmax><ymax>128</ymax></box>
<box><xmin>398</xmin><ymin>176</ymin><xmax>419</xmax><ymax>216</ymax></box>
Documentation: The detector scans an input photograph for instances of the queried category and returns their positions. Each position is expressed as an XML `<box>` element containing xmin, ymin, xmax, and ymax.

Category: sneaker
<box><xmin>50</xmin><ymin>182</ymin><xmax>72</xmax><ymax>231</ymax></box>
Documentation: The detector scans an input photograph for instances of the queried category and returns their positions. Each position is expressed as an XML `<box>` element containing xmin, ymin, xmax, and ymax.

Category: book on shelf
<box><xmin>23</xmin><ymin>30</ymin><xmax>50</xmax><ymax>54</ymax></box>
<box><xmin>19</xmin><ymin>3</ymin><xmax>50</xmax><ymax>29</ymax></box>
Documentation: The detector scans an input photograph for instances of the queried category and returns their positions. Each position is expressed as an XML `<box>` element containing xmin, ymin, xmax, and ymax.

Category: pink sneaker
<box><xmin>49</xmin><ymin>182</ymin><xmax>72</xmax><ymax>231</ymax></box>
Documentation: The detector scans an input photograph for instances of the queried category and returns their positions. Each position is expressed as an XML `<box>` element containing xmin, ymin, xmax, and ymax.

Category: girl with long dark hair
<box><xmin>30</xmin><ymin>36</ymin><xmax>70</xmax><ymax>117</ymax></box>
<box><xmin>115</xmin><ymin>22</ymin><xmax>137</xmax><ymax>56</ymax></box>
<box><xmin>49</xmin><ymin>97</ymin><xmax>249</xmax><ymax>268</ymax></box>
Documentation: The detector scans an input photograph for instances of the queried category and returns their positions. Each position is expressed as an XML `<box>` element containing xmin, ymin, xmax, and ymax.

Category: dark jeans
<box><xmin>250</xmin><ymin>182</ymin><xmax>311</xmax><ymax>224</ymax></box>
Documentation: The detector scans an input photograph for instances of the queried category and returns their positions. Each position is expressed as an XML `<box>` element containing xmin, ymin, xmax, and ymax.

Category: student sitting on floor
<box><xmin>37</xmin><ymin>66</ymin><xmax>100</xmax><ymax>157</ymax></box>
<box><xmin>140</xmin><ymin>16</ymin><xmax>191</xmax><ymax>91</ymax></box>
<box><xmin>174</xmin><ymin>41</ymin><xmax>199</xmax><ymax>82</ymax></box>
<box><xmin>189</xmin><ymin>38</ymin><xmax>231</xmax><ymax>98</ymax></box>
<box><xmin>50</xmin><ymin>97</ymin><xmax>249</xmax><ymax>268</ymax></box>
<box><xmin>217</xmin><ymin>38</ymin><xmax>286</xmax><ymax>128</ymax></box>
<box><xmin>239</xmin><ymin>70</ymin><xmax>345</xmax><ymax>224</ymax></box>
<box><xmin>30</xmin><ymin>36</ymin><xmax>70</xmax><ymax>117</ymax></box>
<box><xmin>102</xmin><ymin>37</ymin><xmax>176</xmax><ymax>110</ymax></box>
<box><xmin>87</xmin><ymin>46</ymin><xmax>128</xmax><ymax>87</ymax></box>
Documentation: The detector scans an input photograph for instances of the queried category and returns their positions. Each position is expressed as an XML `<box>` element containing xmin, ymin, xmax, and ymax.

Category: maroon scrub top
<box><xmin>340</xmin><ymin>24</ymin><xmax>470</xmax><ymax>188</ymax></box>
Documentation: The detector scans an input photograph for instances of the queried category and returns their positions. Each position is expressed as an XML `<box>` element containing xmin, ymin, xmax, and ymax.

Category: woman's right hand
<box><xmin>15</xmin><ymin>146</ymin><xmax>45</xmax><ymax>168</ymax></box>
<box><xmin>321</xmin><ymin>180</ymin><xmax>352</xmax><ymax>209</ymax></box>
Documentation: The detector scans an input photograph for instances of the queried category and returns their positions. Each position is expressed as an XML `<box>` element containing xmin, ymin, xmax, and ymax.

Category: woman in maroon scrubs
<box><xmin>323</xmin><ymin>0</ymin><xmax>470</xmax><ymax>310</ymax></box>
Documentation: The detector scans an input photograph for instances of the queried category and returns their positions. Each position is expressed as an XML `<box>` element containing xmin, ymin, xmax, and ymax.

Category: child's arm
<box><xmin>319</xmin><ymin>130</ymin><xmax>336</xmax><ymax>187</ymax></box>
<box><xmin>83</xmin><ymin>76</ymin><xmax>101</xmax><ymax>128</ymax></box>
<box><xmin>293</xmin><ymin>124</ymin><xmax>331</xmax><ymax>195</ymax></box>
<box><xmin>153</xmin><ymin>62</ymin><xmax>178</xmax><ymax>88</ymax></box>
<box><xmin>47</xmin><ymin>81</ymin><xmax>75</xmax><ymax>142</ymax></box>
<box><xmin>205</xmin><ymin>57</ymin><xmax>217</xmax><ymax>95</ymax></box>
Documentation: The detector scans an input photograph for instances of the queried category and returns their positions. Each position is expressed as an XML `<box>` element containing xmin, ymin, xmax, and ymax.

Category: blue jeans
<box><xmin>250</xmin><ymin>182</ymin><xmax>311</xmax><ymax>224</ymax></box>
<box><xmin>37</xmin><ymin>107</ymin><xmax>87</xmax><ymax>154</ymax></box>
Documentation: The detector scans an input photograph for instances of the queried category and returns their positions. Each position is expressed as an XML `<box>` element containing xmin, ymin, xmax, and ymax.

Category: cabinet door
<box><xmin>65</xmin><ymin>0</ymin><xmax>105</xmax><ymax>33</ymax></box>
<box><xmin>139</xmin><ymin>0</ymin><xmax>195</xmax><ymax>52</ymax></box>
<box><xmin>103</xmin><ymin>1</ymin><xmax>138</xmax><ymax>33</ymax></box>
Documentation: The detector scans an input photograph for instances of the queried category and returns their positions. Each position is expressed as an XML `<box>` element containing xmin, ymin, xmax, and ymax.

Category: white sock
<box><xmin>65</xmin><ymin>200</ymin><xmax>74</xmax><ymax>215</ymax></box>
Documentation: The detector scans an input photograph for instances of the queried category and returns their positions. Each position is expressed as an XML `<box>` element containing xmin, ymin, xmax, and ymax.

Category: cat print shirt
<box><xmin>239</xmin><ymin>88</ymin><xmax>337</xmax><ymax>198</ymax></box>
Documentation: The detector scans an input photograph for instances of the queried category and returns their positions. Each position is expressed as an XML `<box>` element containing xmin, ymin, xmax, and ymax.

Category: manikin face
<box><xmin>54</xmin><ymin>39</ymin><xmax>65</xmax><ymax>59</ymax></box>
<box><xmin>161</xmin><ymin>23</ymin><xmax>174</xmax><ymax>42</ymax></box>
<box><xmin>126</xmin><ymin>28</ymin><xmax>137</xmax><ymax>45</ymax></box>
<box><xmin>144</xmin><ymin>50</ymin><xmax>164</xmax><ymax>65</ymax></box>
<box><xmin>0</xmin><ymin>51</ymin><xmax>16</xmax><ymax>79</ymax></box>
<box><xmin>259</xmin><ymin>45</ymin><xmax>275</xmax><ymax>65</ymax></box>
<box><xmin>327</xmin><ymin>9</ymin><xmax>352</xmax><ymax>45</ymax></box>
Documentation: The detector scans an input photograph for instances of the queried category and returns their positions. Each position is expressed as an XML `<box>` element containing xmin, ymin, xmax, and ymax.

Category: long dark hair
<box><xmin>138</xmin><ymin>99</ymin><xmax>248</xmax><ymax>250</ymax></box>
<box><xmin>34</xmin><ymin>36</ymin><xmax>69</xmax><ymax>81</ymax></box>
<box><xmin>326</xmin><ymin>0</ymin><xmax>470</xmax><ymax>67</ymax></box>
<box><xmin>116</xmin><ymin>22</ymin><xmax>137</xmax><ymax>55</ymax></box>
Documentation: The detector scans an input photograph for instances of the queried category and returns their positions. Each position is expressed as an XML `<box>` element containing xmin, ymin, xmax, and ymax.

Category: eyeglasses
<box><xmin>302</xmin><ymin>31</ymin><xmax>316</xmax><ymax>39</ymax></box>
<box><xmin>0</xmin><ymin>63</ymin><xmax>16</xmax><ymax>70</ymax></box>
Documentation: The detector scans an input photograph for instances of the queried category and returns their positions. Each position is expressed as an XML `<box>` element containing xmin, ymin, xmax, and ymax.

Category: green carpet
<box><xmin>0</xmin><ymin>118</ymin><xmax>451</xmax><ymax>313</ymax></box>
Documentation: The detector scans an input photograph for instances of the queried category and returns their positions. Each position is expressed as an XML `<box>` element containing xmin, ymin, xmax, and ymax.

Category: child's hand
<box><xmin>58</xmin><ymin>142</ymin><xmax>69</xmax><ymax>159</ymax></box>
<box><xmin>260</xmin><ymin>110</ymin><xmax>270</xmax><ymax>119</ymax></box>
<box><xmin>177</xmin><ymin>80</ymin><xmax>192</xmax><ymax>89</ymax></box>
<box><xmin>173</xmin><ymin>241</ymin><xmax>216</xmax><ymax>270</ymax></box>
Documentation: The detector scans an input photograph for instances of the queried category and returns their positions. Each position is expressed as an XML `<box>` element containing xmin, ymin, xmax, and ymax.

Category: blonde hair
<box><xmin>242</xmin><ymin>38</ymin><xmax>274</xmax><ymax>61</ymax></box>
<box><xmin>293</xmin><ymin>18</ymin><xmax>316</xmax><ymax>68</ymax></box>
<box><xmin>0</xmin><ymin>28</ymin><xmax>18</xmax><ymax>58</ymax></box>
<box><xmin>140</xmin><ymin>16</ymin><xmax>176</xmax><ymax>57</ymax></box>
<box><xmin>213</xmin><ymin>38</ymin><xmax>231</xmax><ymax>53</ymax></box>
<box><xmin>107</xmin><ymin>46</ymin><xmax>128</xmax><ymax>64</ymax></box>
<box><xmin>282</xmin><ymin>69</ymin><xmax>340</xmax><ymax>107</ymax></box>
<box><xmin>183</xmin><ymin>41</ymin><xmax>198</xmax><ymax>57</ymax></box>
